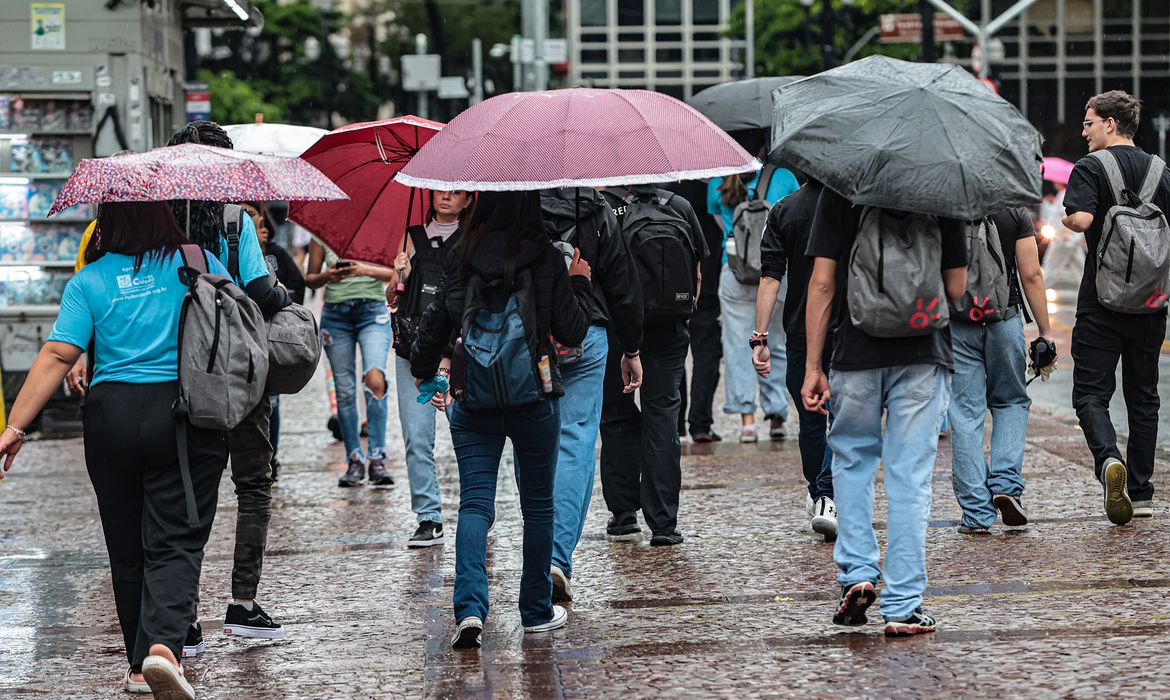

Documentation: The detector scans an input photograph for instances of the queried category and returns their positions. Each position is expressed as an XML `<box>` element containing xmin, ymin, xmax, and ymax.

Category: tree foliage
<box><xmin>197</xmin><ymin>69</ymin><xmax>284</xmax><ymax>126</ymax></box>
<box><xmin>727</xmin><ymin>0</ymin><xmax>970</xmax><ymax>78</ymax></box>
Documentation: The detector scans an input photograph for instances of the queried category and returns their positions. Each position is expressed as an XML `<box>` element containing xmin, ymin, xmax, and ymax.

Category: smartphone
<box><xmin>335</xmin><ymin>260</ymin><xmax>354</xmax><ymax>269</ymax></box>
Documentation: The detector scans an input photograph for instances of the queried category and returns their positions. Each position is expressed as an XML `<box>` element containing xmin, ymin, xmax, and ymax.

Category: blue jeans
<box><xmin>267</xmin><ymin>393</ymin><xmax>280</xmax><ymax>457</ymax></box>
<box><xmin>551</xmin><ymin>326</ymin><xmax>608</xmax><ymax>579</ymax></box>
<box><xmin>829</xmin><ymin>364</ymin><xmax>946</xmax><ymax>621</ymax></box>
<box><xmin>395</xmin><ymin>356</ymin><xmax>442</xmax><ymax>524</ymax></box>
<box><xmin>449</xmin><ymin>399</ymin><xmax>560</xmax><ymax>627</ymax></box>
<box><xmin>320</xmin><ymin>299</ymin><xmax>392</xmax><ymax>462</ymax></box>
<box><xmin>948</xmin><ymin>317</ymin><xmax>1029</xmax><ymax>528</ymax></box>
<box><xmin>718</xmin><ymin>267</ymin><xmax>789</xmax><ymax>419</ymax></box>
<box><xmin>785</xmin><ymin>339</ymin><xmax>833</xmax><ymax>500</ymax></box>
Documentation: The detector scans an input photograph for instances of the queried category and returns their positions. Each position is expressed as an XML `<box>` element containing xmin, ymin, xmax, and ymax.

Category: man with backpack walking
<box><xmin>599</xmin><ymin>185</ymin><xmax>708</xmax><ymax>546</ymax></box>
<box><xmin>1062</xmin><ymin>90</ymin><xmax>1170</xmax><ymax>525</ymax></box>
<box><xmin>947</xmin><ymin>209</ymin><xmax>1055</xmax><ymax>533</ymax></box>
<box><xmin>541</xmin><ymin>188</ymin><xmax>643</xmax><ymax>601</ymax></box>
<box><xmin>752</xmin><ymin>180</ymin><xmax>836</xmax><ymax>538</ymax></box>
<box><xmin>804</xmin><ymin>191</ymin><xmax>968</xmax><ymax>636</ymax></box>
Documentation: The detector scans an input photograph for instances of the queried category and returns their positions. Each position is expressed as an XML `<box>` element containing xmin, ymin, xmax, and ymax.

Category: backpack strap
<box><xmin>752</xmin><ymin>164</ymin><xmax>777</xmax><ymax>201</ymax></box>
<box><xmin>223</xmin><ymin>204</ymin><xmax>243</xmax><ymax>282</ymax></box>
<box><xmin>1089</xmin><ymin>150</ymin><xmax>1128</xmax><ymax>207</ymax></box>
<box><xmin>178</xmin><ymin>243</ymin><xmax>208</xmax><ymax>284</ymax></box>
<box><xmin>1139</xmin><ymin>156</ymin><xmax>1167</xmax><ymax>203</ymax></box>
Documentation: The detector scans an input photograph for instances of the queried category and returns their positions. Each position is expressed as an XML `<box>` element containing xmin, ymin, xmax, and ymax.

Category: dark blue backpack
<box><xmin>459</xmin><ymin>268</ymin><xmax>545</xmax><ymax>411</ymax></box>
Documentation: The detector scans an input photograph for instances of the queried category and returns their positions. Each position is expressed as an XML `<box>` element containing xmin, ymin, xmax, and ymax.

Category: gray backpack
<box><xmin>847</xmin><ymin>207</ymin><xmax>948</xmax><ymax>338</ymax></box>
<box><xmin>951</xmin><ymin>217</ymin><xmax>1011</xmax><ymax>324</ymax></box>
<box><xmin>223</xmin><ymin>206</ymin><xmax>321</xmax><ymax>393</ymax></box>
<box><xmin>174</xmin><ymin>243</ymin><xmax>269</xmax><ymax>526</ymax></box>
<box><xmin>1090</xmin><ymin>150</ymin><xmax>1170</xmax><ymax>313</ymax></box>
<box><xmin>727</xmin><ymin>164</ymin><xmax>776</xmax><ymax>284</ymax></box>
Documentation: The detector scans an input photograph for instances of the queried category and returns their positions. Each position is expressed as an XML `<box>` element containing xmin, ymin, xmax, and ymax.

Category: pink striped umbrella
<box><xmin>1042</xmin><ymin>156</ymin><xmax>1075</xmax><ymax>185</ymax></box>
<box><xmin>47</xmin><ymin>143</ymin><xmax>347</xmax><ymax>215</ymax></box>
<box><xmin>395</xmin><ymin>88</ymin><xmax>759</xmax><ymax>191</ymax></box>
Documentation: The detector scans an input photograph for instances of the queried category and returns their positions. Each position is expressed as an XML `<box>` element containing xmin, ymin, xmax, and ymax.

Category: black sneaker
<box><xmin>223</xmin><ymin>602</ymin><xmax>286</xmax><ymax>640</ymax></box>
<box><xmin>368</xmin><ymin>458</ymin><xmax>394</xmax><ymax>486</ymax></box>
<box><xmin>767</xmin><ymin>415</ymin><xmax>787</xmax><ymax>440</ymax></box>
<box><xmin>270</xmin><ymin>457</ymin><xmax>280</xmax><ymax>483</ymax></box>
<box><xmin>690</xmin><ymin>431</ymin><xmax>723</xmax><ymax>443</ymax></box>
<box><xmin>338</xmin><ymin>458</ymin><xmax>365</xmax><ymax>487</ymax></box>
<box><xmin>606</xmin><ymin>512</ymin><xmax>642</xmax><ymax>542</ymax></box>
<box><xmin>884</xmin><ymin>607</ymin><xmax>937</xmax><ymax>637</ymax></box>
<box><xmin>992</xmin><ymin>493</ymin><xmax>1028</xmax><ymax>526</ymax></box>
<box><xmin>650</xmin><ymin>530</ymin><xmax>684</xmax><ymax>546</ymax></box>
<box><xmin>833</xmin><ymin>581</ymin><xmax>877</xmax><ymax>626</ymax></box>
<box><xmin>181</xmin><ymin>622</ymin><xmax>205</xmax><ymax>658</ymax></box>
<box><xmin>407</xmin><ymin>521</ymin><xmax>445</xmax><ymax>548</ymax></box>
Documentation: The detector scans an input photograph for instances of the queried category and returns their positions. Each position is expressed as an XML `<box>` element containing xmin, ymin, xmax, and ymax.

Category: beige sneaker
<box><xmin>1102</xmin><ymin>459</ymin><xmax>1133</xmax><ymax>526</ymax></box>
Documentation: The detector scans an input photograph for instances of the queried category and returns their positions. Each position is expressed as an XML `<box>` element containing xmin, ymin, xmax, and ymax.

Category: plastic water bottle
<box><xmin>417</xmin><ymin>374</ymin><xmax>449</xmax><ymax>404</ymax></box>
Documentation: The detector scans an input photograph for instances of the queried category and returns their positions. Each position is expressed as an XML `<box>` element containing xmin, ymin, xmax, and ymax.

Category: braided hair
<box><xmin>167</xmin><ymin>120</ymin><xmax>234</xmax><ymax>257</ymax></box>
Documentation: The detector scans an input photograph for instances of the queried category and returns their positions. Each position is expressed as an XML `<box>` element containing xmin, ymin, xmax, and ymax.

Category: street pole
<box><xmin>511</xmin><ymin>34</ymin><xmax>522</xmax><ymax>91</ymax></box>
<box><xmin>533</xmin><ymin>0</ymin><xmax>548</xmax><ymax>91</ymax></box>
<box><xmin>919</xmin><ymin>0</ymin><xmax>936</xmax><ymax>62</ymax></box>
<box><xmin>745</xmin><ymin>0</ymin><xmax>755</xmax><ymax>78</ymax></box>
<box><xmin>471</xmin><ymin>38</ymin><xmax>484</xmax><ymax>104</ymax></box>
<box><xmin>1154</xmin><ymin>114</ymin><xmax>1170</xmax><ymax>161</ymax></box>
<box><xmin>820</xmin><ymin>0</ymin><xmax>835</xmax><ymax>70</ymax></box>
<box><xmin>924</xmin><ymin>0</ymin><xmax>1037</xmax><ymax>78</ymax></box>
<box><xmin>415</xmin><ymin>33</ymin><xmax>428</xmax><ymax>119</ymax></box>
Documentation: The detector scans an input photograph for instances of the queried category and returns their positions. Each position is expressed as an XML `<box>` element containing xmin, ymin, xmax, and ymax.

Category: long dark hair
<box><xmin>456</xmin><ymin>191</ymin><xmax>545</xmax><ymax>284</ymax></box>
<box><xmin>167</xmin><ymin>120</ymin><xmax>234</xmax><ymax>256</ymax></box>
<box><xmin>426</xmin><ymin>189</ymin><xmax>476</xmax><ymax>229</ymax></box>
<box><xmin>84</xmin><ymin>201</ymin><xmax>189</xmax><ymax>271</ymax></box>
<box><xmin>241</xmin><ymin>200</ymin><xmax>279</xmax><ymax>247</ymax></box>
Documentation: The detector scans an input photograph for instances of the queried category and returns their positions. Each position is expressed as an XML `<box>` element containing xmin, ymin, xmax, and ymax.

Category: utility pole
<box><xmin>919</xmin><ymin>0</ymin><xmax>936</xmax><ymax>62</ymax></box>
<box><xmin>820</xmin><ymin>0</ymin><xmax>835</xmax><ymax>70</ymax></box>
<box><xmin>1154</xmin><ymin>113</ymin><xmax>1170</xmax><ymax>161</ymax></box>
<box><xmin>415</xmin><ymin>33</ymin><xmax>428</xmax><ymax>119</ymax></box>
<box><xmin>533</xmin><ymin>0</ymin><xmax>548</xmax><ymax>90</ymax></box>
<box><xmin>925</xmin><ymin>0</ymin><xmax>1038</xmax><ymax>78</ymax></box>
<box><xmin>471</xmin><ymin>38</ymin><xmax>484</xmax><ymax>104</ymax></box>
<box><xmin>745</xmin><ymin>0</ymin><xmax>755</xmax><ymax>78</ymax></box>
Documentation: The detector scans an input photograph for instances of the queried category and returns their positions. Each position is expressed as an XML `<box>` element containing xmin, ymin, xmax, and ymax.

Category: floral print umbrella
<box><xmin>47</xmin><ymin>143</ymin><xmax>348</xmax><ymax>216</ymax></box>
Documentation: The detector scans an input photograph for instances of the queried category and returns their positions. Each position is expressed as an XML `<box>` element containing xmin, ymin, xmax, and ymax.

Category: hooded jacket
<box><xmin>540</xmin><ymin>188</ymin><xmax>643</xmax><ymax>353</ymax></box>
<box><xmin>410</xmin><ymin>231</ymin><xmax>593</xmax><ymax>399</ymax></box>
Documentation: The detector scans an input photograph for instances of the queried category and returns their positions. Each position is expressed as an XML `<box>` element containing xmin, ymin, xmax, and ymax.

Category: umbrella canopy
<box><xmin>770</xmin><ymin>55</ymin><xmax>1043</xmax><ymax>220</ymax></box>
<box><xmin>288</xmin><ymin>116</ymin><xmax>444</xmax><ymax>267</ymax></box>
<box><xmin>1042</xmin><ymin>156</ymin><xmax>1075</xmax><ymax>185</ymax></box>
<box><xmin>396</xmin><ymin>88</ymin><xmax>758</xmax><ymax>191</ymax></box>
<box><xmin>223</xmin><ymin>122</ymin><xmax>328</xmax><ymax>157</ymax></box>
<box><xmin>688</xmin><ymin>76</ymin><xmax>804</xmax><ymax>132</ymax></box>
<box><xmin>48</xmin><ymin>143</ymin><xmax>347</xmax><ymax>216</ymax></box>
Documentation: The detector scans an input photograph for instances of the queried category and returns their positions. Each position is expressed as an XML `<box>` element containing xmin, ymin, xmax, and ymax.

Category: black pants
<box><xmin>1071</xmin><ymin>310</ymin><xmax>1166</xmax><ymax>501</ymax></box>
<box><xmin>600</xmin><ymin>322</ymin><xmax>690</xmax><ymax>534</ymax></box>
<box><xmin>228</xmin><ymin>396</ymin><xmax>273</xmax><ymax>600</ymax></box>
<box><xmin>682</xmin><ymin>282</ymin><xmax>723</xmax><ymax>436</ymax></box>
<box><xmin>83</xmin><ymin>381</ymin><xmax>227</xmax><ymax>669</ymax></box>
<box><xmin>785</xmin><ymin>338</ymin><xmax>834</xmax><ymax>501</ymax></box>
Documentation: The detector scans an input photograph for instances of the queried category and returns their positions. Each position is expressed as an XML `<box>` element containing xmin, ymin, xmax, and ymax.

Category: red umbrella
<box><xmin>47</xmin><ymin>143</ymin><xmax>347</xmax><ymax>215</ymax></box>
<box><xmin>395</xmin><ymin>88</ymin><xmax>758</xmax><ymax>191</ymax></box>
<box><xmin>288</xmin><ymin>116</ymin><xmax>444</xmax><ymax>267</ymax></box>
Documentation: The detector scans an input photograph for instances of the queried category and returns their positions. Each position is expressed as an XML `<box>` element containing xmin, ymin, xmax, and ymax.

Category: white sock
<box><xmin>234</xmin><ymin>600</ymin><xmax>255</xmax><ymax>610</ymax></box>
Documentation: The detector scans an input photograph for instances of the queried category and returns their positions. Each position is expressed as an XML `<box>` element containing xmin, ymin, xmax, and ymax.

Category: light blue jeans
<box><xmin>551</xmin><ymin>326</ymin><xmax>609</xmax><ymax>579</ymax></box>
<box><xmin>829</xmin><ymin>363</ymin><xmax>947</xmax><ymax>621</ymax></box>
<box><xmin>948</xmin><ymin>317</ymin><xmax>1029</xmax><ymax>528</ymax></box>
<box><xmin>718</xmin><ymin>266</ymin><xmax>789</xmax><ymax>419</ymax></box>
<box><xmin>395</xmin><ymin>356</ymin><xmax>443</xmax><ymax>524</ymax></box>
<box><xmin>320</xmin><ymin>299</ymin><xmax>391</xmax><ymax>462</ymax></box>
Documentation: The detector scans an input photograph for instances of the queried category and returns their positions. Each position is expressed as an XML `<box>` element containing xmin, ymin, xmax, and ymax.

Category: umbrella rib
<box><xmin>926</xmin><ymin>98</ymin><xmax>972</xmax><ymax>216</ymax></box>
<box><xmin>610</xmin><ymin>91</ymin><xmax>677</xmax><ymax>176</ymax></box>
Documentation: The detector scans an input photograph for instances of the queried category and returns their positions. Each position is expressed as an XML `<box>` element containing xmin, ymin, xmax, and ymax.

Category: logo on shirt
<box><xmin>116</xmin><ymin>274</ymin><xmax>132</xmax><ymax>289</ymax></box>
<box><xmin>116</xmin><ymin>273</ymin><xmax>156</xmax><ymax>290</ymax></box>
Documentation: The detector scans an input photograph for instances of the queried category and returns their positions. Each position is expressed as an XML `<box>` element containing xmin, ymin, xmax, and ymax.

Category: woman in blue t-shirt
<box><xmin>0</xmin><ymin>201</ymin><xmax>228</xmax><ymax>700</ymax></box>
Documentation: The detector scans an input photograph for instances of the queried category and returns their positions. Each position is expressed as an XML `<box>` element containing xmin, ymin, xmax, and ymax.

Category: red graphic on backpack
<box><xmin>908</xmin><ymin>297</ymin><xmax>941</xmax><ymax>330</ymax></box>
<box><xmin>1146</xmin><ymin>286</ymin><xmax>1168</xmax><ymax>310</ymax></box>
<box><xmin>967</xmin><ymin>295</ymin><xmax>999</xmax><ymax>323</ymax></box>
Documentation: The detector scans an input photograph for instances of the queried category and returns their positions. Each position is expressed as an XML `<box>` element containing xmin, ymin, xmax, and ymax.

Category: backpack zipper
<box><xmin>877</xmin><ymin>225</ymin><xmax>885</xmax><ymax>294</ymax></box>
<box><xmin>1126</xmin><ymin>238</ymin><xmax>1136</xmax><ymax>283</ymax></box>
<box><xmin>207</xmin><ymin>296</ymin><xmax>223</xmax><ymax>373</ymax></box>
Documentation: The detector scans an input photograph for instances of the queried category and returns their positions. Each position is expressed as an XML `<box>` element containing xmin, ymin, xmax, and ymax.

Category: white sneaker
<box><xmin>550</xmin><ymin>565</ymin><xmax>573</xmax><ymax>603</ymax></box>
<box><xmin>1132</xmin><ymin>500</ymin><xmax>1154</xmax><ymax>518</ymax></box>
<box><xmin>524</xmin><ymin>604</ymin><xmax>568</xmax><ymax>633</ymax></box>
<box><xmin>811</xmin><ymin>497</ymin><xmax>838</xmax><ymax>538</ymax></box>
<box><xmin>739</xmin><ymin>424</ymin><xmax>758</xmax><ymax>443</ymax></box>
<box><xmin>141</xmin><ymin>655</ymin><xmax>195</xmax><ymax>700</ymax></box>
<box><xmin>805</xmin><ymin>493</ymin><xmax>815</xmax><ymax>518</ymax></box>
<box><xmin>124</xmin><ymin>668</ymin><xmax>151</xmax><ymax>694</ymax></box>
<box><xmin>451</xmin><ymin>616</ymin><xmax>483</xmax><ymax>649</ymax></box>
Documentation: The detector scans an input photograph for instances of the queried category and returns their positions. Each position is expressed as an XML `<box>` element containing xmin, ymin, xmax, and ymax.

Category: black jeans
<box><xmin>683</xmin><ymin>283</ymin><xmax>722</xmax><ymax>436</ymax></box>
<box><xmin>83</xmin><ymin>381</ymin><xmax>227</xmax><ymax>669</ymax></box>
<box><xmin>600</xmin><ymin>322</ymin><xmax>690</xmax><ymax>534</ymax></box>
<box><xmin>785</xmin><ymin>338</ymin><xmax>833</xmax><ymax>501</ymax></box>
<box><xmin>1071</xmin><ymin>310</ymin><xmax>1166</xmax><ymax>501</ymax></box>
<box><xmin>228</xmin><ymin>396</ymin><xmax>274</xmax><ymax>600</ymax></box>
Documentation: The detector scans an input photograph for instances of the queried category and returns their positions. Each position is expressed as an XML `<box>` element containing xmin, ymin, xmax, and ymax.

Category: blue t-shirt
<box><xmin>218</xmin><ymin>215</ymin><xmax>269</xmax><ymax>287</ymax></box>
<box><xmin>707</xmin><ymin>167</ymin><xmax>800</xmax><ymax>263</ymax></box>
<box><xmin>48</xmin><ymin>250</ymin><xmax>230</xmax><ymax>386</ymax></box>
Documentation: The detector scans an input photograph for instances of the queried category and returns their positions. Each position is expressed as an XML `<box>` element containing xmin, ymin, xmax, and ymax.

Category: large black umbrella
<box><xmin>689</xmin><ymin>76</ymin><xmax>804</xmax><ymax>132</ymax></box>
<box><xmin>770</xmin><ymin>56</ymin><xmax>1042</xmax><ymax>220</ymax></box>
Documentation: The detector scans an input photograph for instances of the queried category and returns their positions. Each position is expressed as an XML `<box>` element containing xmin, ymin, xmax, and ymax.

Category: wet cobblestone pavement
<box><xmin>3</xmin><ymin>363</ymin><xmax>1170</xmax><ymax>699</ymax></box>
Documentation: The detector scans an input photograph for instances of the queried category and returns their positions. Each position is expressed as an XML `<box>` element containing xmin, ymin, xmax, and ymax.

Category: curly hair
<box><xmin>167</xmin><ymin>120</ymin><xmax>235</xmax><ymax>257</ymax></box>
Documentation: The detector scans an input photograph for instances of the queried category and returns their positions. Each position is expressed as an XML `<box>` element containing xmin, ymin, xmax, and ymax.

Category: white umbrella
<box><xmin>223</xmin><ymin>122</ymin><xmax>328</xmax><ymax>158</ymax></box>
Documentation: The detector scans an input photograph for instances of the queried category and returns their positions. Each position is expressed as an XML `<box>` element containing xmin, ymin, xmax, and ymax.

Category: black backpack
<box><xmin>621</xmin><ymin>190</ymin><xmax>697</xmax><ymax>324</ymax></box>
<box><xmin>393</xmin><ymin>225</ymin><xmax>458</xmax><ymax>360</ymax></box>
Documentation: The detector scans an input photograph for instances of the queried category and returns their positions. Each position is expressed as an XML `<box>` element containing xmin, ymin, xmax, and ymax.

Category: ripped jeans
<box><xmin>321</xmin><ymin>299</ymin><xmax>392</xmax><ymax>462</ymax></box>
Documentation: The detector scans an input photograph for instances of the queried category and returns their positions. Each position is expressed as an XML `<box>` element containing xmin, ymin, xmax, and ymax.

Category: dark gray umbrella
<box><xmin>770</xmin><ymin>56</ymin><xmax>1043</xmax><ymax>220</ymax></box>
<box><xmin>689</xmin><ymin>77</ymin><xmax>804</xmax><ymax>132</ymax></box>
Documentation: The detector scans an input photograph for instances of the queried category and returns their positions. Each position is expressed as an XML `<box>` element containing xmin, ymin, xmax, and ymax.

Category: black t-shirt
<box><xmin>806</xmin><ymin>188</ymin><xmax>969</xmax><ymax>371</ymax></box>
<box><xmin>986</xmin><ymin>207</ymin><xmax>1035</xmax><ymax>308</ymax></box>
<box><xmin>760</xmin><ymin>181</ymin><xmax>822</xmax><ymax>340</ymax></box>
<box><xmin>1063</xmin><ymin>144</ymin><xmax>1170</xmax><ymax>315</ymax></box>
